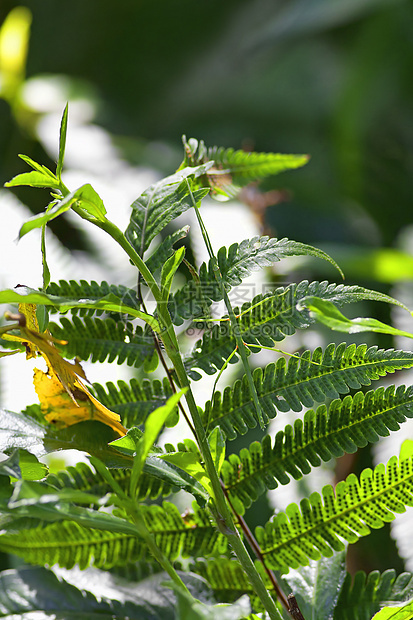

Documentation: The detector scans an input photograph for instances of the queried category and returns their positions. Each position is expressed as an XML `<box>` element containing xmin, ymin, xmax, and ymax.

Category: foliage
<box><xmin>1</xmin><ymin>110</ymin><xmax>413</xmax><ymax>620</ymax></box>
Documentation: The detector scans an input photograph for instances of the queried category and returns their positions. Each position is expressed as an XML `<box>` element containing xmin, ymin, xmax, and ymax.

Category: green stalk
<box><xmin>167</xmin><ymin>351</ymin><xmax>282</xmax><ymax>620</ymax></box>
<box><xmin>90</xmin><ymin>457</ymin><xmax>190</xmax><ymax>594</ymax></box>
<box><xmin>128</xmin><ymin>504</ymin><xmax>190</xmax><ymax>594</ymax></box>
<box><xmin>75</xmin><ymin>211</ymin><xmax>282</xmax><ymax>620</ymax></box>
<box><xmin>186</xmin><ymin>179</ymin><xmax>266</xmax><ymax>429</ymax></box>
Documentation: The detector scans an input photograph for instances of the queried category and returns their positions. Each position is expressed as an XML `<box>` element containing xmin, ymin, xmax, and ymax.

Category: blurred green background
<box><xmin>1</xmin><ymin>0</ymin><xmax>413</xmax><ymax>266</ymax></box>
<box><xmin>1</xmin><ymin>0</ymin><xmax>413</xmax><ymax>577</ymax></box>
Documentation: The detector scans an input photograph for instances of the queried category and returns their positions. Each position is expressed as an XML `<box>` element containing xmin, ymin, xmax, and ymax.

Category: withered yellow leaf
<box><xmin>3</xmin><ymin>305</ymin><xmax>86</xmax><ymax>395</ymax></box>
<box><xmin>34</xmin><ymin>366</ymin><xmax>127</xmax><ymax>437</ymax></box>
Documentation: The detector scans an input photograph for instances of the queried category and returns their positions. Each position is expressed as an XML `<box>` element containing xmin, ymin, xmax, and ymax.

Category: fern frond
<box><xmin>49</xmin><ymin>316</ymin><xmax>156</xmax><ymax>370</ymax></box>
<box><xmin>46</xmin><ymin>280</ymin><xmax>140</xmax><ymax>316</ymax></box>
<box><xmin>256</xmin><ymin>454</ymin><xmax>413</xmax><ymax>573</ymax></box>
<box><xmin>170</xmin><ymin>248</ymin><xmax>349</xmax><ymax>326</ymax></box>
<box><xmin>181</xmin><ymin>137</ymin><xmax>309</xmax><ymax>198</ymax></box>
<box><xmin>92</xmin><ymin>376</ymin><xmax>173</xmax><ymax>427</ymax></box>
<box><xmin>222</xmin><ymin>385</ymin><xmax>413</xmax><ymax>514</ymax></box>
<box><xmin>0</xmin><ymin>502</ymin><xmax>228</xmax><ymax>569</ymax></box>
<box><xmin>193</xmin><ymin>558</ymin><xmax>273</xmax><ymax>612</ymax></box>
<box><xmin>201</xmin><ymin>344</ymin><xmax>413</xmax><ymax>439</ymax></box>
<box><xmin>125</xmin><ymin>166</ymin><xmax>210</xmax><ymax>256</ymax></box>
<box><xmin>184</xmin><ymin>280</ymin><xmax>406</xmax><ymax>378</ymax></box>
<box><xmin>47</xmin><ymin>461</ymin><xmax>172</xmax><ymax>502</ymax></box>
<box><xmin>334</xmin><ymin>569</ymin><xmax>413</xmax><ymax>620</ymax></box>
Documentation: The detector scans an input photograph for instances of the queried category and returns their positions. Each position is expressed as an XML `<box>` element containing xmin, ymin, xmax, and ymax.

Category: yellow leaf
<box><xmin>4</xmin><ymin>305</ymin><xmax>127</xmax><ymax>436</ymax></box>
<box><xmin>34</xmin><ymin>367</ymin><xmax>127</xmax><ymax>437</ymax></box>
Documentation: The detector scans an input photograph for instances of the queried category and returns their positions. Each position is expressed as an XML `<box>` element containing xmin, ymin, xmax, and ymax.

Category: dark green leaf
<box><xmin>145</xmin><ymin>225</ymin><xmax>190</xmax><ymax>274</ymax></box>
<box><xmin>126</xmin><ymin>164</ymin><xmax>211</xmax><ymax>256</ymax></box>
<box><xmin>0</xmin><ymin>565</ymin><xmax>213</xmax><ymax>620</ymax></box>
<box><xmin>280</xmin><ymin>552</ymin><xmax>347</xmax><ymax>620</ymax></box>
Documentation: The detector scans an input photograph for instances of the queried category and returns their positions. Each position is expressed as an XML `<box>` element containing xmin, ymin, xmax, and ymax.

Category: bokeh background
<box><xmin>1</xmin><ymin>0</ymin><xmax>413</xmax><ymax>578</ymax></box>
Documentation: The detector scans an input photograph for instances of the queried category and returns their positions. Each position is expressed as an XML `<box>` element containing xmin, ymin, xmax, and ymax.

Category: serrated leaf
<box><xmin>256</xmin><ymin>454</ymin><xmax>413</xmax><ymax>573</ymax></box>
<box><xmin>126</xmin><ymin>164</ymin><xmax>211</xmax><ymax>256</ymax></box>
<box><xmin>181</xmin><ymin>137</ymin><xmax>309</xmax><ymax>199</ymax></box>
<box><xmin>303</xmin><ymin>297</ymin><xmax>413</xmax><ymax>339</ymax></box>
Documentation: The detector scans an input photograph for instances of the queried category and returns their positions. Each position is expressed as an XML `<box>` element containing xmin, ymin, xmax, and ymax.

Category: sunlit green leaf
<box><xmin>19</xmin><ymin>196</ymin><xmax>77</xmax><ymax>238</ymax></box>
<box><xmin>57</xmin><ymin>103</ymin><xmax>68</xmax><ymax>180</ymax></box>
<box><xmin>159</xmin><ymin>452</ymin><xmax>212</xmax><ymax>496</ymax></box>
<box><xmin>372</xmin><ymin>599</ymin><xmax>413</xmax><ymax>620</ymax></box>
<box><xmin>302</xmin><ymin>297</ymin><xmax>413</xmax><ymax>339</ymax></box>
<box><xmin>208</xmin><ymin>428</ymin><xmax>225</xmax><ymax>475</ymax></box>
<box><xmin>161</xmin><ymin>246</ymin><xmax>185</xmax><ymax>301</ymax></box>
<box><xmin>5</xmin><ymin>170</ymin><xmax>61</xmax><ymax>190</ymax></box>
<box><xmin>0</xmin><ymin>286</ymin><xmax>159</xmax><ymax>330</ymax></box>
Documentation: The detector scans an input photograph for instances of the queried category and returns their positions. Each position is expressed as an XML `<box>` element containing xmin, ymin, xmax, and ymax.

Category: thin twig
<box><xmin>139</xmin><ymin>294</ymin><xmax>197</xmax><ymax>438</ymax></box>
<box><xmin>287</xmin><ymin>594</ymin><xmax>306</xmax><ymax>620</ymax></box>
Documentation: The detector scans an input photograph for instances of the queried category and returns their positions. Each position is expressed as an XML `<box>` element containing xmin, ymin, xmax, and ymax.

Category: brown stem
<box><xmin>152</xmin><ymin>334</ymin><xmax>197</xmax><ymax>437</ymax></box>
<box><xmin>220</xmin><ymin>480</ymin><xmax>290</xmax><ymax>613</ymax></box>
<box><xmin>287</xmin><ymin>594</ymin><xmax>306</xmax><ymax>620</ymax></box>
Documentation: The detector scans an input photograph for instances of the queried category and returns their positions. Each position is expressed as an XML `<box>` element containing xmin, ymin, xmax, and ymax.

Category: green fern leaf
<box><xmin>256</xmin><ymin>454</ymin><xmax>413</xmax><ymax>573</ymax></box>
<box><xmin>0</xmin><ymin>502</ymin><xmax>228</xmax><ymax>569</ymax></box>
<box><xmin>49</xmin><ymin>316</ymin><xmax>156</xmax><ymax>369</ymax></box>
<box><xmin>201</xmin><ymin>344</ymin><xmax>413</xmax><ymax>440</ymax></box>
<box><xmin>46</xmin><ymin>279</ymin><xmax>140</xmax><ymax>316</ymax></box>
<box><xmin>181</xmin><ymin>137</ymin><xmax>309</xmax><ymax>198</ymax></box>
<box><xmin>222</xmin><ymin>385</ymin><xmax>413</xmax><ymax>514</ymax></box>
<box><xmin>334</xmin><ymin>569</ymin><xmax>413</xmax><ymax>620</ymax></box>
<box><xmin>169</xmin><ymin>243</ymin><xmax>347</xmax><ymax>325</ymax></box>
<box><xmin>47</xmin><ymin>461</ymin><xmax>172</xmax><ymax>502</ymax></box>
<box><xmin>92</xmin><ymin>376</ymin><xmax>173</xmax><ymax>427</ymax></box>
<box><xmin>125</xmin><ymin>165</ymin><xmax>210</xmax><ymax>256</ymax></box>
<box><xmin>184</xmin><ymin>280</ymin><xmax>407</xmax><ymax>379</ymax></box>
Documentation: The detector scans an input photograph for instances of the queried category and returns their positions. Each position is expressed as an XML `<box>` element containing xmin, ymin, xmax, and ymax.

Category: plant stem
<box><xmin>82</xmin><ymin>212</ymin><xmax>282</xmax><ymax>620</ymax></box>
<box><xmin>167</xmin><ymin>349</ymin><xmax>282</xmax><ymax>620</ymax></box>
<box><xmin>185</xmin><ymin>180</ymin><xmax>266</xmax><ymax>429</ymax></box>
<box><xmin>221</xmin><ymin>480</ymin><xmax>289</xmax><ymax>612</ymax></box>
<box><xmin>128</xmin><ymin>504</ymin><xmax>190</xmax><ymax>594</ymax></box>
